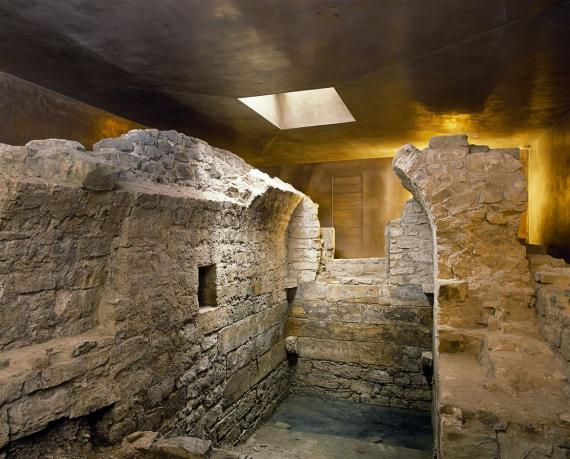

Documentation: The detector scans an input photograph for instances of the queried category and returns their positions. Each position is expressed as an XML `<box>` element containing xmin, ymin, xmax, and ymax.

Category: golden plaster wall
<box><xmin>528</xmin><ymin>111</ymin><xmax>570</xmax><ymax>260</ymax></box>
<box><xmin>0</xmin><ymin>71</ymin><xmax>143</xmax><ymax>149</ymax></box>
<box><xmin>264</xmin><ymin>158</ymin><xmax>411</xmax><ymax>259</ymax></box>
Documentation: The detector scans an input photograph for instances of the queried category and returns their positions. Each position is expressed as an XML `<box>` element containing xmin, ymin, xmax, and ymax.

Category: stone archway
<box><xmin>392</xmin><ymin>135</ymin><xmax>569</xmax><ymax>458</ymax></box>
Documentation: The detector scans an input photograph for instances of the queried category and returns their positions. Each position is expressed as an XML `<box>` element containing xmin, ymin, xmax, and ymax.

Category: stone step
<box><xmin>495</xmin><ymin>320</ymin><xmax>539</xmax><ymax>338</ymax></box>
<box><xmin>534</xmin><ymin>268</ymin><xmax>570</xmax><ymax>285</ymax></box>
<box><xmin>528</xmin><ymin>253</ymin><xmax>567</xmax><ymax>270</ymax></box>
<box><xmin>438</xmin><ymin>327</ymin><xmax>484</xmax><ymax>356</ymax></box>
<box><xmin>479</xmin><ymin>332</ymin><xmax>567</xmax><ymax>395</ymax></box>
<box><xmin>438</xmin><ymin>352</ymin><xmax>570</xmax><ymax>458</ymax></box>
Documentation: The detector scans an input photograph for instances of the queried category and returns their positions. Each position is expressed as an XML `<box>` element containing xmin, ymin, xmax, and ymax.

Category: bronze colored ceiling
<box><xmin>0</xmin><ymin>0</ymin><xmax>569</xmax><ymax>166</ymax></box>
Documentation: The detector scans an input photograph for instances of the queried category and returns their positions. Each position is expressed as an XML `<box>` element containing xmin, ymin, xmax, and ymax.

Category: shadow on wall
<box><xmin>264</xmin><ymin>158</ymin><xmax>411</xmax><ymax>259</ymax></box>
<box><xmin>0</xmin><ymin>71</ymin><xmax>143</xmax><ymax>149</ymax></box>
<box><xmin>528</xmin><ymin>110</ymin><xmax>570</xmax><ymax>261</ymax></box>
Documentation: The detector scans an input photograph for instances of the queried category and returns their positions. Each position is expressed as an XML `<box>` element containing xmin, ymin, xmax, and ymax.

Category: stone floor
<box><xmin>230</xmin><ymin>395</ymin><xmax>433</xmax><ymax>458</ymax></box>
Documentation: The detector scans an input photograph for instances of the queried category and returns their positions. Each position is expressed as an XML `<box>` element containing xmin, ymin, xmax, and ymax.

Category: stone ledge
<box><xmin>438</xmin><ymin>352</ymin><xmax>570</xmax><ymax>458</ymax></box>
<box><xmin>296</xmin><ymin>337</ymin><xmax>419</xmax><ymax>368</ymax></box>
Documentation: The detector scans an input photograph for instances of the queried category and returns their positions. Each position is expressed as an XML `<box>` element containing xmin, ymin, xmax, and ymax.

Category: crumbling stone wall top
<box><xmin>386</xmin><ymin>198</ymin><xmax>433</xmax><ymax>293</ymax></box>
<box><xmin>0</xmin><ymin>129</ymin><xmax>300</xmax><ymax>207</ymax></box>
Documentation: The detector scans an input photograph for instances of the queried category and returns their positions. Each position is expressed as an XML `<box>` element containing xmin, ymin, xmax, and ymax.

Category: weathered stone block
<box><xmin>82</xmin><ymin>164</ymin><xmax>117</xmax><ymax>191</ymax></box>
<box><xmin>297</xmin><ymin>282</ymin><xmax>326</xmax><ymax>300</ymax></box>
<box><xmin>534</xmin><ymin>270</ymin><xmax>570</xmax><ymax>285</ymax></box>
<box><xmin>218</xmin><ymin>317</ymin><xmax>254</xmax><ymax>355</ymax></box>
<box><xmin>196</xmin><ymin>308</ymin><xmax>229</xmax><ymax>335</ymax></box>
<box><xmin>256</xmin><ymin>341</ymin><xmax>286</xmax><ymax>385</ymax></box>
<box><xmin>223</xmin><ymin>361</ymin><xmax>256</xmax><ymax>407</ymax></box>
<box><xmin>438</xmin><ymin>280</ymin><xmax>468</xmax><ymax>302</ymax></box>
<box><xmin>8</xmin><ymin>385</ymin><xmax>73</xmax><ymax>440</ymax></box>
<box><xmin>469</xmin><ymin>144</ymin><xmax>490</xmax><ymax>153</ymax></box>
<box><xmin>297</xmin><ymin>337</ymin><xmax>402</xmax><ymax>367</ymax></box>
<box><xmin>428</xmin><ymin>135</ymin><xmax>468</xmax><ymax>149</ymax></box>
<box><xmin>290</xmin><ymin>300</ymin><xmax>362</xmax><ymax>323</ymax></box>
<box><xmin>0</xmin><ymin>406</ymin><xmax>8</xmax><ymax>449</ymax></box>
<box><xmin>226</xmin><ymin>341</ymin><xmax>255</xmax><ymax>374</ymax></box>
<box><xmin>152</xmin><ymin>436</ymin><xmax>212</xmax><ymax>459</ymax></box>
<box><xmin>326</xmin><ymin>284</ymin><xmax>379</xmax><ymax>303</ymax></box>
<box><xmin>254</xmin><ymin>322</ymin><xmax>284</xmax><ymax>356</ymax></box>
<box><xmin>12</xmin><ymin>271</ymin><xmax>56</xmax><ymax>294</ymax></box>
<box><xmin>365</xmin><ymin>369</ymin><xmax>391</xmax><ymax>383</ymax></box>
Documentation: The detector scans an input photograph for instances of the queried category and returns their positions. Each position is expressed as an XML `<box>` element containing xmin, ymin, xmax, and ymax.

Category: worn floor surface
<box><xmin>233</xmin><ymin>395</ymin><xmax>433</xmax><ymax>459</ymax></box>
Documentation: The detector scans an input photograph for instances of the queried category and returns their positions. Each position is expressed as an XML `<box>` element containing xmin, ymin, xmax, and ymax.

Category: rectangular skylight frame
<box><xmin>239</xmin><ymin>87</ymin><xmax>355</xmax><ymax>130</ymax></box>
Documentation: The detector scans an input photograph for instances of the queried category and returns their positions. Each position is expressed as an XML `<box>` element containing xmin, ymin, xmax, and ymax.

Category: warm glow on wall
<box><xmin>94</xmin><ymin>115</ymin><xmax>142</xmax><ymax>141</ymax></box>
<box><xmin>526</xmin><ymin>112</ymin><xmax>570</xmax><ymax>259</ymax></box>
<box><xmin>440</xmin><ymin>113</ymin><xmax>473</xmax><ymax>132</ymax></box>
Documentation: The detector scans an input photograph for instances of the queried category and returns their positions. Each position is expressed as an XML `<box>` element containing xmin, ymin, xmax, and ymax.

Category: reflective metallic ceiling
<box><xmin>0</xmin><ymin>0</ymin><xmax>569</xmax><ymax>166</ymax></box>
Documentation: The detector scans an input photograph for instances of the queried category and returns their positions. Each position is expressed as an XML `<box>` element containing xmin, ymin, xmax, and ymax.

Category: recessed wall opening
<box><xmin>198</xmin><ymin>264</ymin><xmax>217</xmax><ymax>310</ymax></box>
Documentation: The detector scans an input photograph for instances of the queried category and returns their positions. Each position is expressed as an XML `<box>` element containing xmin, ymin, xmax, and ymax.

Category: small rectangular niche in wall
<box><xmin>198</xmin><ymin>264</ymin><xmax>217</xmax><ymax>310</ymax></box>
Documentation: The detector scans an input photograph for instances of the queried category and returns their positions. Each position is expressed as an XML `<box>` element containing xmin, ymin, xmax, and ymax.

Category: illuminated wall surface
<box><xmin>1</xmin><ymin>68</ymin><xmax>568</xmax><ymax>260</ymax></box>
<box><xmin>265</xmin><ymin>158</ymin><xmax>411</xmax><ymax>259</ymax></box>
<box><xmin>528</xmin><ymin>111</ymin><xmax>570</xmax><ymax>260</ymax></box>
<box><xmin>0</xmin><ymin>71</ymin><xmax>143</xmax><ymax>149</ymax></box>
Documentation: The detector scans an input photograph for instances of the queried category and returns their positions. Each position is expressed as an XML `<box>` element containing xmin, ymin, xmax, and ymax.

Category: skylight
<box><xmin>238</xmin><ymin>87</ymin><xmax>355</xmax><ymax>130</ymax></box>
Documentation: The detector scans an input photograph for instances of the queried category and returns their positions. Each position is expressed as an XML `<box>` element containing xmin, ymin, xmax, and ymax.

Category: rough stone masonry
<box><xmin>0</xmin><ymin>130</ymin><xmax>319</xmax><ymax>458</ymax></box>
<box><xmin>393</xmin><ymin>135</ymin><xmax>570</xmax><ymax>458</ymax></box>
<box><xmin>0</xmin><ymin>130</ymin><xmax>569</xmax><ymax>459</ymax></box>
<box><xmin>286</xmin><ymin>198</ymin><xmax>434</xmax><ymax>410</ymax></box>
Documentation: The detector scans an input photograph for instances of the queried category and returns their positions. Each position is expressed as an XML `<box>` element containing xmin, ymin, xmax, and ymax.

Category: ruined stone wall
<box><xmin>286</xmin><ymin>197</ymin><xmax>321</xmax><ymax>286</ymax></box>
<box><xmin>286</xmin><ymin>198</ymin><xmax>434</xmax><ymax>410</ymax></box>
<box><xmin>386</xmin><ymin>198</ymin><xmax>434</xmax><ymax>293</ymax></box>
<box><xmin>0</xmin><ymin>130</ymin><xmax>317</xmax><ymax>456</ymax></box>
<box><xmin>531</xmin><ymin>254</ymin><xmax>570</xmax><ymax>365</ymax></box>
<box><xmin>393</xmin><ymin>135</ymin><xmax>570</xmax><ymax>458</ymax></box>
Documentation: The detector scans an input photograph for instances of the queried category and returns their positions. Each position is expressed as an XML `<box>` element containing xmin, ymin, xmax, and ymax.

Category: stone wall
<box><xmin>386</xmin><ymin>198</ymin><xmax>434</xmax><ymax>293</ymax></box>
<box><xmin>287</xmin><ymin>197</ymin><xmax>434</xmax><ymax>410</ymax></box>
<box><xmin>531</xmin><ymin>254</ymin><xmax>570</xmax><ymax>364</ymax></box>
<box><xmin>0</xmin><ymin>130</ymin><xmax>317</xmax><ymax>456</ymax></box>
<box><xmin>4</xmin><ymin>129</ymin><xmax>566</xmax><ymax>458</ymax></box>
<box><xmin>285</xmin><ymin>197</ymin><xmax>321</xmax><ymax>285</ymax></box>
<box><xmin>393</xmin><ymin>135</ymin><xmax>570</xmax><ymax>458</ymax></box>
